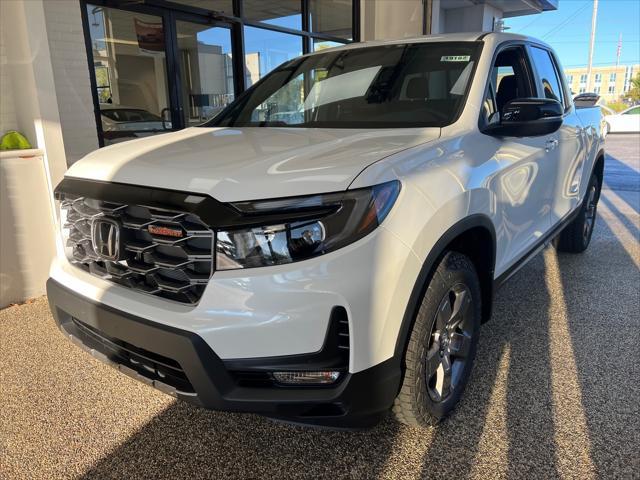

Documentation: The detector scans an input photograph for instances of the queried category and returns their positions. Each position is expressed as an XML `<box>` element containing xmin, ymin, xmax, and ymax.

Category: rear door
<box><xmin>527</xmin><ymin>45</ymin><xmax>587</xmax><ymax>225</ymax></box>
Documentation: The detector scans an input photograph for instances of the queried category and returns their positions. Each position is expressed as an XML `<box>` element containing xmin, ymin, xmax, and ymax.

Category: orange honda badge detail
<box><xmin>148</xmin><ymin>225</ymin><xmax>184</xmax><ymax>238</ymax></box>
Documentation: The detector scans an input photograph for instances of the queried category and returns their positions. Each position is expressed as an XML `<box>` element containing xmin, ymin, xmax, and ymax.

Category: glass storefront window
<box><xmin>87</xmin><ymin>4</ymin><xmax>172</xmax><ymax>145</ymax></box>
<box><xmin>176</xmin><ymin>22</ymin><xmax>235</xmax><ymax>126</ymax></box>
<box><xmin>310</xmin><ymin>0</ymin><xmax>352</xmax><ymax>40</ymax></box>
<box><xmin>243</xmin><ymin>0</ymin><xmax>302</xmax><ymax>30</ymax></box>
<box><xmin>243</xmin><ymin>27</ymin><xmax>302</xmax><ymax>87</ymax></box>
<box><xmin>84</xmin><ymin>1</ymin><xmax>354</xmax><ymax>147</ymax></box>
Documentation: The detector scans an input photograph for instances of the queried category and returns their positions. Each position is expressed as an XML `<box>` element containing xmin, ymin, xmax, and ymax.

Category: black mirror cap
<box><xmin>484</xmin><ymin>98</ymin><xmax>563</xmax><ymax>137</ymax></box>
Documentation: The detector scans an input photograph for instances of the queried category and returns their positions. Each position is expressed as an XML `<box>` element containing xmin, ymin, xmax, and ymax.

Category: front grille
<box><xmin>60</xmin><ymin>195</ymin><xmax>214</xmax><ymax>304</ymax></box>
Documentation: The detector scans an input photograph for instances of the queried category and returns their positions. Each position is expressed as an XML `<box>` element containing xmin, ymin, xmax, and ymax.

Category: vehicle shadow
<box><xmin>416</xmin><ymin>192</ymin><xmax>638</xmax><ymax>477</ymax></box>
<box><xmin>555</xmin><ymin>197</ymin><xmax>640</xmax><ymax>478</ymax></box>
<box><xmin>416</xmin><ymin>250</ymin><xmax>560</xmax><ymax>479</ymax></box>
<box><xmin>602</xmin><ymin>152</ymin><xmax>640</xmax><ymax>208</ymax></box>
<box><xmin>79</xmin><ymin>400</ymin><xmax>402</xmax><ymax>479</ymax></box>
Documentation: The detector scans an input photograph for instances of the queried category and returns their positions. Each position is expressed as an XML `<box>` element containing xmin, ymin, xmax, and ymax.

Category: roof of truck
<box><xmin>307</xmin><ymin>32</ymin><xmax>548</xmax><ymax>55</ymax></box>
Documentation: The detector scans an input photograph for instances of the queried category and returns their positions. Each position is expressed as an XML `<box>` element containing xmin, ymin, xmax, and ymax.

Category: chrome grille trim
<box><xmin>60</xmin><ymin>195</ymin><xmax>214</xmax><ymax>304</ymax></box>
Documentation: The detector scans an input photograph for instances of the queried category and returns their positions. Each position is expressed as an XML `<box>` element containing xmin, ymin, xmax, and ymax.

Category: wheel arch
<box><xmin>393</xmin><ymin>214</ymin><xmax>496</xmax><ymax>364</ymax></box>
<box><xmin>592</xmin><ymin>148</ymin><xmax>605</xmax><ymax>192</ymax></box>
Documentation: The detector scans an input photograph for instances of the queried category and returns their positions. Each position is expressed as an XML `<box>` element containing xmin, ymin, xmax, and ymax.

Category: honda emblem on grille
<box><xmin>91</xmin><ymin>217</ymin><xmax>121</xmax><ymax>261</ymax></box>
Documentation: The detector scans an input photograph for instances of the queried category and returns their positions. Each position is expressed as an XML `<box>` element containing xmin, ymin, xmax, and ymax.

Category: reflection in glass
<box><xmin>170</xmin><ymin>0</ymin><xmax>233</xmax><ymax>14</ymax></box>
<box><xmin>243</xmin><ymin>0</ymin><xmax>302</xmax><ymax>30</ymax></box>
<box><xmin>243</xmin><ymin>27</ymin><xmax>302</xmax><ymax>87</ymax></box>
<box><xmin>312</xmin><ymin>39</ymin><xmax>345</xmax><ymax>52</ymax></box>
<box><xmin>176</xmin><ymin>22</ymin><xmax>235</xmax><ymax>126</ymax></box>
<box><xmin>310</xmin><ymin>0</ymin><xmax>352</xmax><ymax>39</ymax></box>
<box><xmin>213</xmin><ymin>42</ymin><xmax>480</xmax><ymax>128</ymax></box>
<box><xmin>87</xmin><ymin>4</ymin><xmax>172</xmax><ymax>145</ymax></box>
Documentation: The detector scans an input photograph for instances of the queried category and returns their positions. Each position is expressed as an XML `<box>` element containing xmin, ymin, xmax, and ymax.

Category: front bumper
<box><xmin>50</xmin><ymin>222</ymin><xmax>422</xmax><ymax>373</ymax></box>
<box><xmin>47</xmin><ymin>279</ymin><xmax>401</xmax><ymax>427</ymax></box>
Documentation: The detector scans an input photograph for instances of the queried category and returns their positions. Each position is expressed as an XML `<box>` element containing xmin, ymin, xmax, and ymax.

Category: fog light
<box><xmin>272</xmin><ymin>371</ymin><xmax>341</xmax><ymax>385</ymax></box>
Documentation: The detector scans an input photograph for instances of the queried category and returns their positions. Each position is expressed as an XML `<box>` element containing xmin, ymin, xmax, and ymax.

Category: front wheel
<box><xmin>393</xmin><ymin>251</ymin><xmax>481</xmax><ymax>427</ymax></box>
<box><xmin>557</xmin><ymin>173</ymin><xmax>600</xmax><ymax>253</ymax></box>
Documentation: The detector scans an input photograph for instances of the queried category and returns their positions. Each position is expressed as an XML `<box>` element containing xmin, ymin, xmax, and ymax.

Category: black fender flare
<box><xmin>392</xmin><ymin>214</ymin><xmax>496</xmax><ymax>369</ymax></box>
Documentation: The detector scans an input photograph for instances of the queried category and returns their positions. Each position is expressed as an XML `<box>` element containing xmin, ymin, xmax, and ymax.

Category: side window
<box><xmin>481</xmin><ymin>46</ymin><xmax>534</xmax><ymax>127</ymax></box>
<box><xmin>481</xmin><ymin>83</ymin><xmax>498</xmax><ymax>126</ymax></box>
<box><xmin>623</xmin><ymin>107</ymin><xmax>640</xmax><ymax>115</ymax></box>
<box><xmin>529</xmin><ymin>46</ymin><xmax>565</xmax><ymax>108</ymax></box>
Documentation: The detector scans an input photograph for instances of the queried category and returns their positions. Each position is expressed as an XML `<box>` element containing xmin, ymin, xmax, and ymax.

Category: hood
<box><xmin>66</xmin><ymin>127</ymin><xmax>440</xmax><ymax>202</ymax></box>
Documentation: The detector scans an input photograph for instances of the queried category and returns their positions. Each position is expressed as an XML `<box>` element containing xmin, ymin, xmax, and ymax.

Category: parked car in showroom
<box><xmin>603</xmin><ymin>104</ymin><xmax>640</xmax><ymax>133</ymax></box>
<box><xmin>100</xmin><ymin>104</ymin><xmax>171</xmax><ymax>144</ymax></box>
<box><xmin>48</xmin><ymin>32</ymin><xmax>604</xmax><ymax>428</ymax></box>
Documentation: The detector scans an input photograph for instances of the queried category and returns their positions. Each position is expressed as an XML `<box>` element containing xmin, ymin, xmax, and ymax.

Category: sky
<box><xmin>504</xmin><ymin>0</ymin><xmax>640</xmax><ymax>68</ymax></box>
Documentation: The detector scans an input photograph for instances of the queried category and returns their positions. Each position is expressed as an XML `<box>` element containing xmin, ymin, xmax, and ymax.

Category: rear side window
<box><xmin>529</xmin><ymin>46</ymin><xmax>565</xmax><ymax>108</ymax></box>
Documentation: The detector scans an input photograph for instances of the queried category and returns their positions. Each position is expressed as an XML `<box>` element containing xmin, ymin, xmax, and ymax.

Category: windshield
<box><xmin>101</xmin><ymin>109</ymin><xmax>162</xmax><ymax>123</ymax></box>
<box><xmin>207</xmin><ymin>42</ymin><xmax>481</xmax><ymax>129</ymax></box>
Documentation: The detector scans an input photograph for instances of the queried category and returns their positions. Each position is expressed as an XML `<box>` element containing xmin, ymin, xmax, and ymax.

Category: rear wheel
<box><xmin>557</xmin><ymin>173</ymin><xmax>600</xmax><ymax>253</ymax></box>
<box><xmin>393</xmin><ymin>251</ymin><xmax>481</xmax><ymax>427</ymax></box>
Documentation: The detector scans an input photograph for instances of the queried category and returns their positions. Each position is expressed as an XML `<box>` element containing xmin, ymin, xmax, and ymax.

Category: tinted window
<box><xmin>624</xmin><ymin>107</ymin><xmax>640</xmax><ymax>115</ymax></box>
<box><xmin>529</xmin><ymin>47</ymin><xmax>564</xmax><ymax>107</ymax></box>
<box><xmin>208</xmin><ymin>42</ymin><xmax>481</xmax><ymax>128</ymax></box>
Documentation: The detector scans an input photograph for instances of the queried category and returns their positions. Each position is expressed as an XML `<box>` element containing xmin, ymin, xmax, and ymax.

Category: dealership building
<box><xmin>0</xmin><ymin>0</ymin><xmax>557</xmax><ymax>307</ymax></box>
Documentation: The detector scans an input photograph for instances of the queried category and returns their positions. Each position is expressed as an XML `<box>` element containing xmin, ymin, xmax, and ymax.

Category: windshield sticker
<box><xmin>441</xmin><ymin>55</ymin><xmax>471</xmax><ymax>62</ymax></box>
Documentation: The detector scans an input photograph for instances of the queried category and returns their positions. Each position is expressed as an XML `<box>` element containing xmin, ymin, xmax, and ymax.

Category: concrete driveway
<box><xmin>1</xmin><ymin>134</ymin><xmax>638</xmax><ymax>480</ymax></box>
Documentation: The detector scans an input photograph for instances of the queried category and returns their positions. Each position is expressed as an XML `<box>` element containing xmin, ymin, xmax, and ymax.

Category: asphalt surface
<box><xmin>1</xmin><ymin>134</ymin><xmax>639</xmax><ymax>480</ymax></box>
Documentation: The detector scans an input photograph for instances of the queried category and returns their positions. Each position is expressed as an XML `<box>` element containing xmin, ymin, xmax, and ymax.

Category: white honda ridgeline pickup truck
<box><xmin>48</xmin><ymin>33</ymin><xmax>604</xmax><ymax>428</ymax></box>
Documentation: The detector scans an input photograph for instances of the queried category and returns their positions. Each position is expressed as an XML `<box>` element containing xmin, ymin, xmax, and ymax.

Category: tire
<box><xmin>393</xmin><ymin>251</ymin><xmax>482</xmax><ymax>427</ymax></box>
<box><xmin>557</xmin><ymin>173</ymin><xmax>600</xmax><ymax>253</ymax></box>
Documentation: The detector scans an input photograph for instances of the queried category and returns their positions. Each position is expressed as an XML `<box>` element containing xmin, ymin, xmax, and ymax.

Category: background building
<box><xmin>0</xmin><ymin>0</ymin><xmax>557</xmax><ymax>307</ymax></box>
<box><xmin>564</xmin><ymin>64</ymin><xmax>639</xmax><ymax>103</ymax></box>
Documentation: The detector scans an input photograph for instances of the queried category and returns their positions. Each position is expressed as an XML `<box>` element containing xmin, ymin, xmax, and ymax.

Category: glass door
<box><xmin>176</xmin><ymin>22</ymin><xmax>235</xmax><ymax>127</ymax></box>
<box><xmin>86</xmin><ymin>4</ymin><xmax>174</xmax><ymax>145</ymax></box>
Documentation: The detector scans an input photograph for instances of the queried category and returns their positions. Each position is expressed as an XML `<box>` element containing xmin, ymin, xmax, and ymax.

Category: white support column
<box><xmin>1</xmin><ymin>0</ymin><xmax>68</xmax><ymax>187</ymax></box>
<box><xmin>0</xmin><ymin>0</ymin><xmax>67</xmax><ymax>305</ymax></box>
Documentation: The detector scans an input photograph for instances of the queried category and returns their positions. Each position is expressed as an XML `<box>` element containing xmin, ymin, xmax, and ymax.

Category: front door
<box><xmin>481</xmin><ymin>45</ymin><xmax>555</xmax><ymax>275</ymax></box>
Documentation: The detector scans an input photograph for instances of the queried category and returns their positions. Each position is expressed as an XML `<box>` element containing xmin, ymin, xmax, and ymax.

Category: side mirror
<box><xmin>484</xmin><ymin>98</ymin><xmax>563</xmax><ymax>137</ymax></box>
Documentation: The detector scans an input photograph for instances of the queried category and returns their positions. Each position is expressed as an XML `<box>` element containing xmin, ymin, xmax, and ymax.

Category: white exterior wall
<box><xmin>42</xmin><ymin>0</ymin><xmax>99</xmax><ymax>165</ymax></box>
<box><xmin>435</xmin><ymin>3</ymin><xmax>503</xmax><ymax>34</ymax></box>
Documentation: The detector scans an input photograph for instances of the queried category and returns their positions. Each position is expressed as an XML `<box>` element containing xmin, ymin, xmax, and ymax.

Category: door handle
<box><xmin>545</xmin><ymin>139</ymin><xmax>559</xmax><ymax>152</ymax></box>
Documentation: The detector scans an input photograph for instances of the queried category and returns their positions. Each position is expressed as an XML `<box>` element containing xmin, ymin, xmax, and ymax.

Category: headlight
<box><xmin>215</xmin><ymin>180</ymin><xmax>400</xmax><ymax>270</ymax></box>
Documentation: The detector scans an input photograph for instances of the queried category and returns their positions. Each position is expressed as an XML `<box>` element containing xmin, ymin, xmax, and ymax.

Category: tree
<box><xmin>625</xmin><ymin>73</ymin><xmax>640</xmax><ymax>103</ymax></box>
